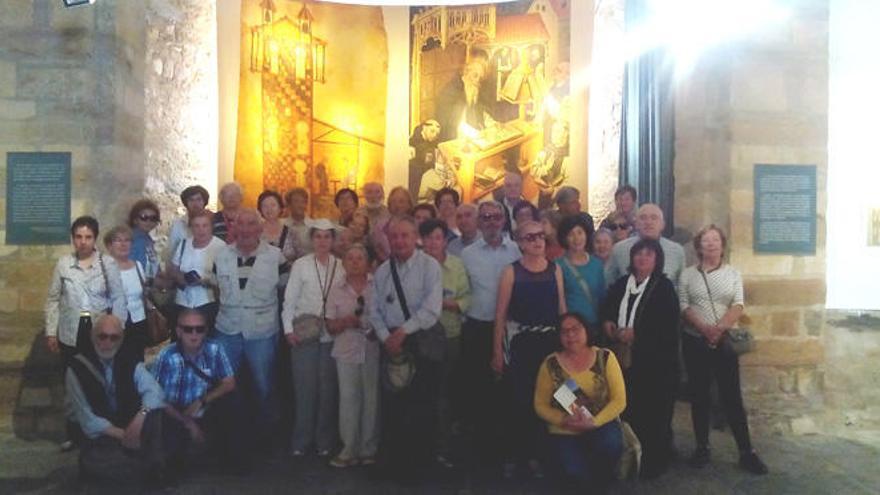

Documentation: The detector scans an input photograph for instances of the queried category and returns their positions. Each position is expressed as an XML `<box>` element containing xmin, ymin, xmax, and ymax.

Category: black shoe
<box><xmin>739</xmin><ymin>450</ymin><xmax>769</xmax><ymax>475</ymax></box>
<box><xmin>688</xmin><ymin>446</ymin><xmax>711</xmax><ymax>468</ymax></box>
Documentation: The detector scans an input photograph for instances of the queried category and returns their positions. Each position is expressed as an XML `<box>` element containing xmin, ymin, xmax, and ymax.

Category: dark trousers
<box><xmin>682</xmin><ymin>333</ymin><xmax>753</xmax><ymax>452</ymax></box>
<box><xmin>189</xmin><ymin>393</ymin><xmax>247</xmax><ymax>466</ymax></box>
<box><xmin>502</xmin><ymin>330</ymin><xmax>558</xmax><ymax>464</ymax></box>
<box><xmin>381</xmin><ymin>342</ymin><xmax>443</xmax><ymax>472</ymax></box>
<box><xmin>623</xmin><ymin>365</ymin><xmax>677</xmax><ymax>474</ymax></box>
<box><xmin>79</xmin><ymin>409</ymin><xmax>186</xmax><ymax>483</ymax></box>
<box><xmin>552</xmin><ymin>420</ymin><xmax>623</xmax><ymax>488</ymax></box>
<box><xmin>122</xmin><ymin>318</ymin><xmax>148</xmax><ymax>362</ymax></box>
<box><xmin>460</xmin><ymin>318</ymin><xmax>501</xmax><ymax>462</ymax></box>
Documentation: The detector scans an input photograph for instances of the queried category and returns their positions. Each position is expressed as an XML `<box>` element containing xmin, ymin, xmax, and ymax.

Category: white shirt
<box><xmin>173</xmin><ymin>236</ymin><xmax>225</xmax><ymax>308</ymax></box>
<box><xmin>460</xmin><ymin>236</ymin><xmax>522</xmax><ymax>321</ymax></box>
<box><xmin>282</xmin><ymin>253</ymin><xmax>345</xmax><ymax>343</ymax></box>
<box><xmin>119</xmin><ymin>263</ymin><xmax>146</xmax><ymax>323</ymax></box>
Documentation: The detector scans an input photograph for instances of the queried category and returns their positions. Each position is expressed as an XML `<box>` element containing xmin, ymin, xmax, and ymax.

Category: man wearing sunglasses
<box><xmin>65</xmin><ymin>314</ymin><xmax>174</xmax><ymax>483</ymax></box>
<box><xmin>152</xmin><ymin>308</ymin><xmax>243</xmax><ymax>472</ymax></box>
<box><xmin>459</xmin><ymin>201</ymin><xmax>522</xmax><ymax>467</ymax></box>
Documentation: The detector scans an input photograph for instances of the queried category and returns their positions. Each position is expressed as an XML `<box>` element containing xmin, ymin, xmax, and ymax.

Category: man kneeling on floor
<box><xmin>66</xmin><ymin>314</ymin><xmax>181</xmax><ymax>483</ymax></box>
<box><xmin>152</xmin><ymin>308</ymin><xmax>246</xmax><ymax>472</ymax></box>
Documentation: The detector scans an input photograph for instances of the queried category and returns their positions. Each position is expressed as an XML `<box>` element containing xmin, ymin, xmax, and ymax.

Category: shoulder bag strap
<box><xmin>560</xmin><ymin>257</ymin><xmax>595</xmax><ymax>308</ymax></box>
<box><xmin>698</xmin><ymin>269</ymin><xmax>721</xmax><ymax>324</ymax></box>
<box><xmin>73</xmin><ymin>354</ymin><xmax>106</xmax><ymax>388</ymax></box>
<box><xmin>279</xmin><ymin>225</ymin><xmax>289</xmax><ymax>250</ymax></box>
<box><xmin>389</xmin><ymin>259</ymin><xmax>411</xmax><ymax>320</ymax></box>
<box><xmin>321</xmin><ymin>258</ymin><xmax>337</xmax><ymax>319</ymax></box>
<box><xmin>183</xmin><ymin>356</ymin><xmax>217</xmax><ymax>386</ymax></box>
<box><xmin>98</xmin><ymin>253</ymin><xmax>112</xmax><ymax>312</ymax></box>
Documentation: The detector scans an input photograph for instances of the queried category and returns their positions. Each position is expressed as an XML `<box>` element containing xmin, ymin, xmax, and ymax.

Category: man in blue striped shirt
<box><xmin>152</xmin><ymin>308</ymin><xmax>244</xmax><ymax>470</ymax></box>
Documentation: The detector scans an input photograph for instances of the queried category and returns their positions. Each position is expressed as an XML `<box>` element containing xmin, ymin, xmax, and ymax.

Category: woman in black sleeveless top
<box><xmin>492</xmin><ymin>220</ymin><xmax>566</xmax><ymax>478</ymax></box>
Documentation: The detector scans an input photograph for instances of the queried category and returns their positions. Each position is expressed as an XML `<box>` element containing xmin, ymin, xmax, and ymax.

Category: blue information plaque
<box><xmin>6</xmin><ymin>152</ymin><xmax>71</xmax><ymax>245</ymax></box>
<box><xmin>753</xmin><ymin>164</ymin><xmax>817</xmax><ymax>255</ymax></box>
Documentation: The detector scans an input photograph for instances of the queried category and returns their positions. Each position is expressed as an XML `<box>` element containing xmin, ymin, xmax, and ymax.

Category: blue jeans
<box><xmin>290</xmin><ymin>341</ymin><xmax>338</xmax><ymax>452</ymax></box>
<box><xmin>214</xmin><ymin>332</ymin><xmax>277</xmax><ymax>422</ymax></box>
<box><xmin>552</xmin><ymin>420</ymin><xmax>623</xmax><ymax>487</ymax></box>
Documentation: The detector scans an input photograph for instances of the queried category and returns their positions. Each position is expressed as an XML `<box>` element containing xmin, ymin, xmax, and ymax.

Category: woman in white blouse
<box><xmin>679</xmin><ymin>225</ymin><xmax>767</xmax><ymax>475</ymax></box>
<box><xmin>282</xmin><ymin>219</ymin><xmax>345</xmax><ymax>457</ymax></box>
<box><xmin>168</xmin><ymin>209</ymin><xmax>226</xmax><ymax>332</ymax></box>
<box><xmin>103</xmin><ymin>225</ymin><xmax>150</xmax><ymax>361</ymax></box>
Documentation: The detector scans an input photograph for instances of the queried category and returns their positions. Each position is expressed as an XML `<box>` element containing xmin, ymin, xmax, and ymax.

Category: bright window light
<box><xmin>626</xmin><ymin>0</ymin><xmax>791</xmax><ymax>78</ymax></box>
<box><xmin>317</xmin><ymin>0</ymin><xmax>516</xmax><ymax>5</ymax></box>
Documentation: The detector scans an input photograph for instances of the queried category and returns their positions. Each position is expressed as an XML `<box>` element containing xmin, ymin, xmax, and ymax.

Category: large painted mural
<box><xmin>235</xmin><ymin>0</ymin><xmax>387</xmax><ymax>218</ymax></box>
<box><xmin>410</xmin><ymin>0</ymin><xmax>573</xmax><ymax>209</ymax></box>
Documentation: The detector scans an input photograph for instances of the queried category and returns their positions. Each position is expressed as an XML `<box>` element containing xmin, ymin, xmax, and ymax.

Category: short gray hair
<box><xmin>478</xmin><ymin>200</ymin><xmax>504</xmax><ymax>216</ymax></box>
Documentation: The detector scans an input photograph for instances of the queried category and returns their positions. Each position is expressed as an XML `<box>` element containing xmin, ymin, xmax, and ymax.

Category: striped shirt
<box><xmin>678</xmin><ymin>264</ymin><xmax>744</xmax><ymax>338</ymax></box>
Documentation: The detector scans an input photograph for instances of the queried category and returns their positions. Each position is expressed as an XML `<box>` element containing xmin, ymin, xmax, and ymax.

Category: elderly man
<box><xmin>210</xmin><ymin>208</ymin><xmax>285</xmax><ymax>444</ymax></box>
<box><xmin>459</xmin><ymin>201</ymin><xmax>521</xmax><ymax>463</ymax></box>
<box><xmin>152</xmin><ymin>308</ymin><xmax>244</xmax><ymax>471</ymax></box>
<box><xmin>66</xmin><ymin>314</ymin><xmax>177</xmax><ymax>483</ymax></box>
<box><xmin>368</xmin><ymin>217</ymin><xmax>443</xmax><ymax>478</ymax></box>
<box><xmin>362</xmin><ymin>182</ymin><xmax>392</xmax><ymax>262</ymax></box>
<box><xmin>447</xmin><ymin>203</ymin><xmax>481</xmax><ymax>256</ymax></box>
<box><xmin>605</xmin><ymin>203</ymin><xmax>685</xmax><ymax>288</ymax></box>
<box><xmin>493</xmin><ymin>171</ymin><xmax>525</xmax><ymax>231</ymax></box>
<box><xmin>213</xmin><ymin>182</ymin><xmax>244</xmax><ymax>243</ymax></box>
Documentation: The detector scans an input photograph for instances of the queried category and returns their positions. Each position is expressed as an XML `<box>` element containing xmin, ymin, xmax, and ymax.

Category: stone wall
<box><xmin>0</xmin><ymin>0</ymin><xmax>146</xmax><ymax>436</ymax></box>
<box><xmin>144</xmin><ymin>0</ymin><xmax>219</xmax><ymax>242</ymax></box>
<box><xmin>674</xmin><ymin>0</ymin><xmax>831</xmax><ymax>431</ymax></box>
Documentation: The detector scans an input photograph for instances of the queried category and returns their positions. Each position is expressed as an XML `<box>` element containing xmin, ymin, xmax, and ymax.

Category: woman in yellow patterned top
<box><xmin>534</xmin><ymin>312</ymin><xmax>626</xmax><ymax>490</ymax></box>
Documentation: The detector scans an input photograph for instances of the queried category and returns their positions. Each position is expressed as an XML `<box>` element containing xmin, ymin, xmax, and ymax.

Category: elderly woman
<box><xmin>168</xmin><ymin>185</ymin><xmax>210</xmax><ymax>260</ymax></box>
<box><xmin>593</xmin><ymin>228</ymin><xmax>615</xmax><ymax>266</ymax></box>
<box><xmin>282</xmin><ymin>219</ymin><xmax>345</xmax><ymax>457</ymax></box>
<box><xmin>534</xmin><ymin>312</ymin><xmax>625</xmax><ymax>490</ymax></box>
<box><xmin>104</xmin><ymin>226</ymin><xmax>150</xmax><ymax>361</ymax></box>
<box><xmin>557</xmin><ymin>215</ymin><xmax>606</xmax><ymax>344</ymax></box>
<box><xmin>335</xmin><ymin>188</ymin><xmax>359</xmax><ymax>227</ymax></box>
<box><xmin>679</xmin><ymin>225</ymin><xmax>767</xmax><ymax>474</ymax></box>
<box><xmin>128</xmin><ymin>199</ymin><xmax>161</xmax><ymax>280</ymax></box>
<box><xmin>434</xmin><ymin>187</ymin><xmax>461</xmax><ymax>236</ymax></box>
<box><xmin>493</xmin><ymin>220</ymin><xmax>566</xmax><ymax>478</ymax></box>
<box><xmin>169</xmin><ymin>210</ymin><xmax>225</xmax><ymax>332</ymax></box>
<box><xmin>324</xmin><ymin>244</ymin><xmax>378</xmax><ymax>467</ymax></box>
<box><xmin>213</xmin><ymin>182</ymin><xmax>244</xmax><ymax>243</ymax></box>
<box><xmin>606</xmin><ymin>211</ymin><xmax>633</xmax><ymax>244</ymax></box>
<box><xmin>601</xmin><ymin>239</ymin><xmax>679</xmax><ymax>479</ymax></box>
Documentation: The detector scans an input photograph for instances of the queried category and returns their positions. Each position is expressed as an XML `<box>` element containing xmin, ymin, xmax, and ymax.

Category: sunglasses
<box><xmin>355</xmin><ymin>295</ymin><xmax>365</xmax><ymax>316</ymax></box>
<box><xmin>521</xmin><ymin>232</ymin><xmax>546</xmax><ymax>242</ymax></box>
<box><xmin>179</xmin><ymin>325</ymin><xmax>208</xmax><ymax>334</ymax></box>
<box><xmin>609</xmin><ymin>223</ymin><xmax>630</xmax><ymax>231</ymax></box>
<box><xmin>139</xmin><ymin>214</ymin><xmax>160</xmax><ymax>222</ymax></box>
<box><xmin>96</xmin><ymin>333</ymin><xmax>122</xmax><ymax>343</ymax></box>
<box><xmin>480</xmin><ymin>213</ymin><xmax>504</xmax><ymax>222</ymax></box>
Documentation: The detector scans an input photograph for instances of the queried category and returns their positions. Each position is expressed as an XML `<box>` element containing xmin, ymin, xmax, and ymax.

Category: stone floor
<box><xmin>1</xmin><ymin>402</ymin><xmax>878</xmax><ymax>495</ymax></box>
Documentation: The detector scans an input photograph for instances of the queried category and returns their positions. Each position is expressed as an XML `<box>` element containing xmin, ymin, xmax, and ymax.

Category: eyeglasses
<box><xmin>111</xmin><ymin>237</ymin><xmax>132</xmax><ymax>244</ymax></box>
<box><xmin>355</xmin><ymin>295</ymin><xmax>365</xmax><ymax>316</ymax></box>
<box><xmin>520</xmin><ymin>232</ymin><xmax>546</xmax><ymax>243</ymax></box>
<box><xmin>609</xmin><ymin>223</ymin><xmax>630</xmax><ymax>231</ymax></box>
<box><xmin>179</xmin><ymin>325</ymin><xmax>208</xmax><ymax>334</ymax></box>
<box><xmin>138</xmin><ymin>214</ymin><xmax>160</xmax><ymax>222</ymax></box>
<box><xmin>479</xmin><ymin>213</ymin><xmax>504</xmax><ymax>222</ymax></box>
<box><xmin>96</xmin><ymin>333</ymin><xmax>122</xmax><ymax>343</ymax></box>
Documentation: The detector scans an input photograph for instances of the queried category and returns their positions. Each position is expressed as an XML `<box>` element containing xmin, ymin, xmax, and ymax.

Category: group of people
<box><xmin>44</xmin><ymin>173</ymin><xmax>768</xmax><ymax>489</ymax></box>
